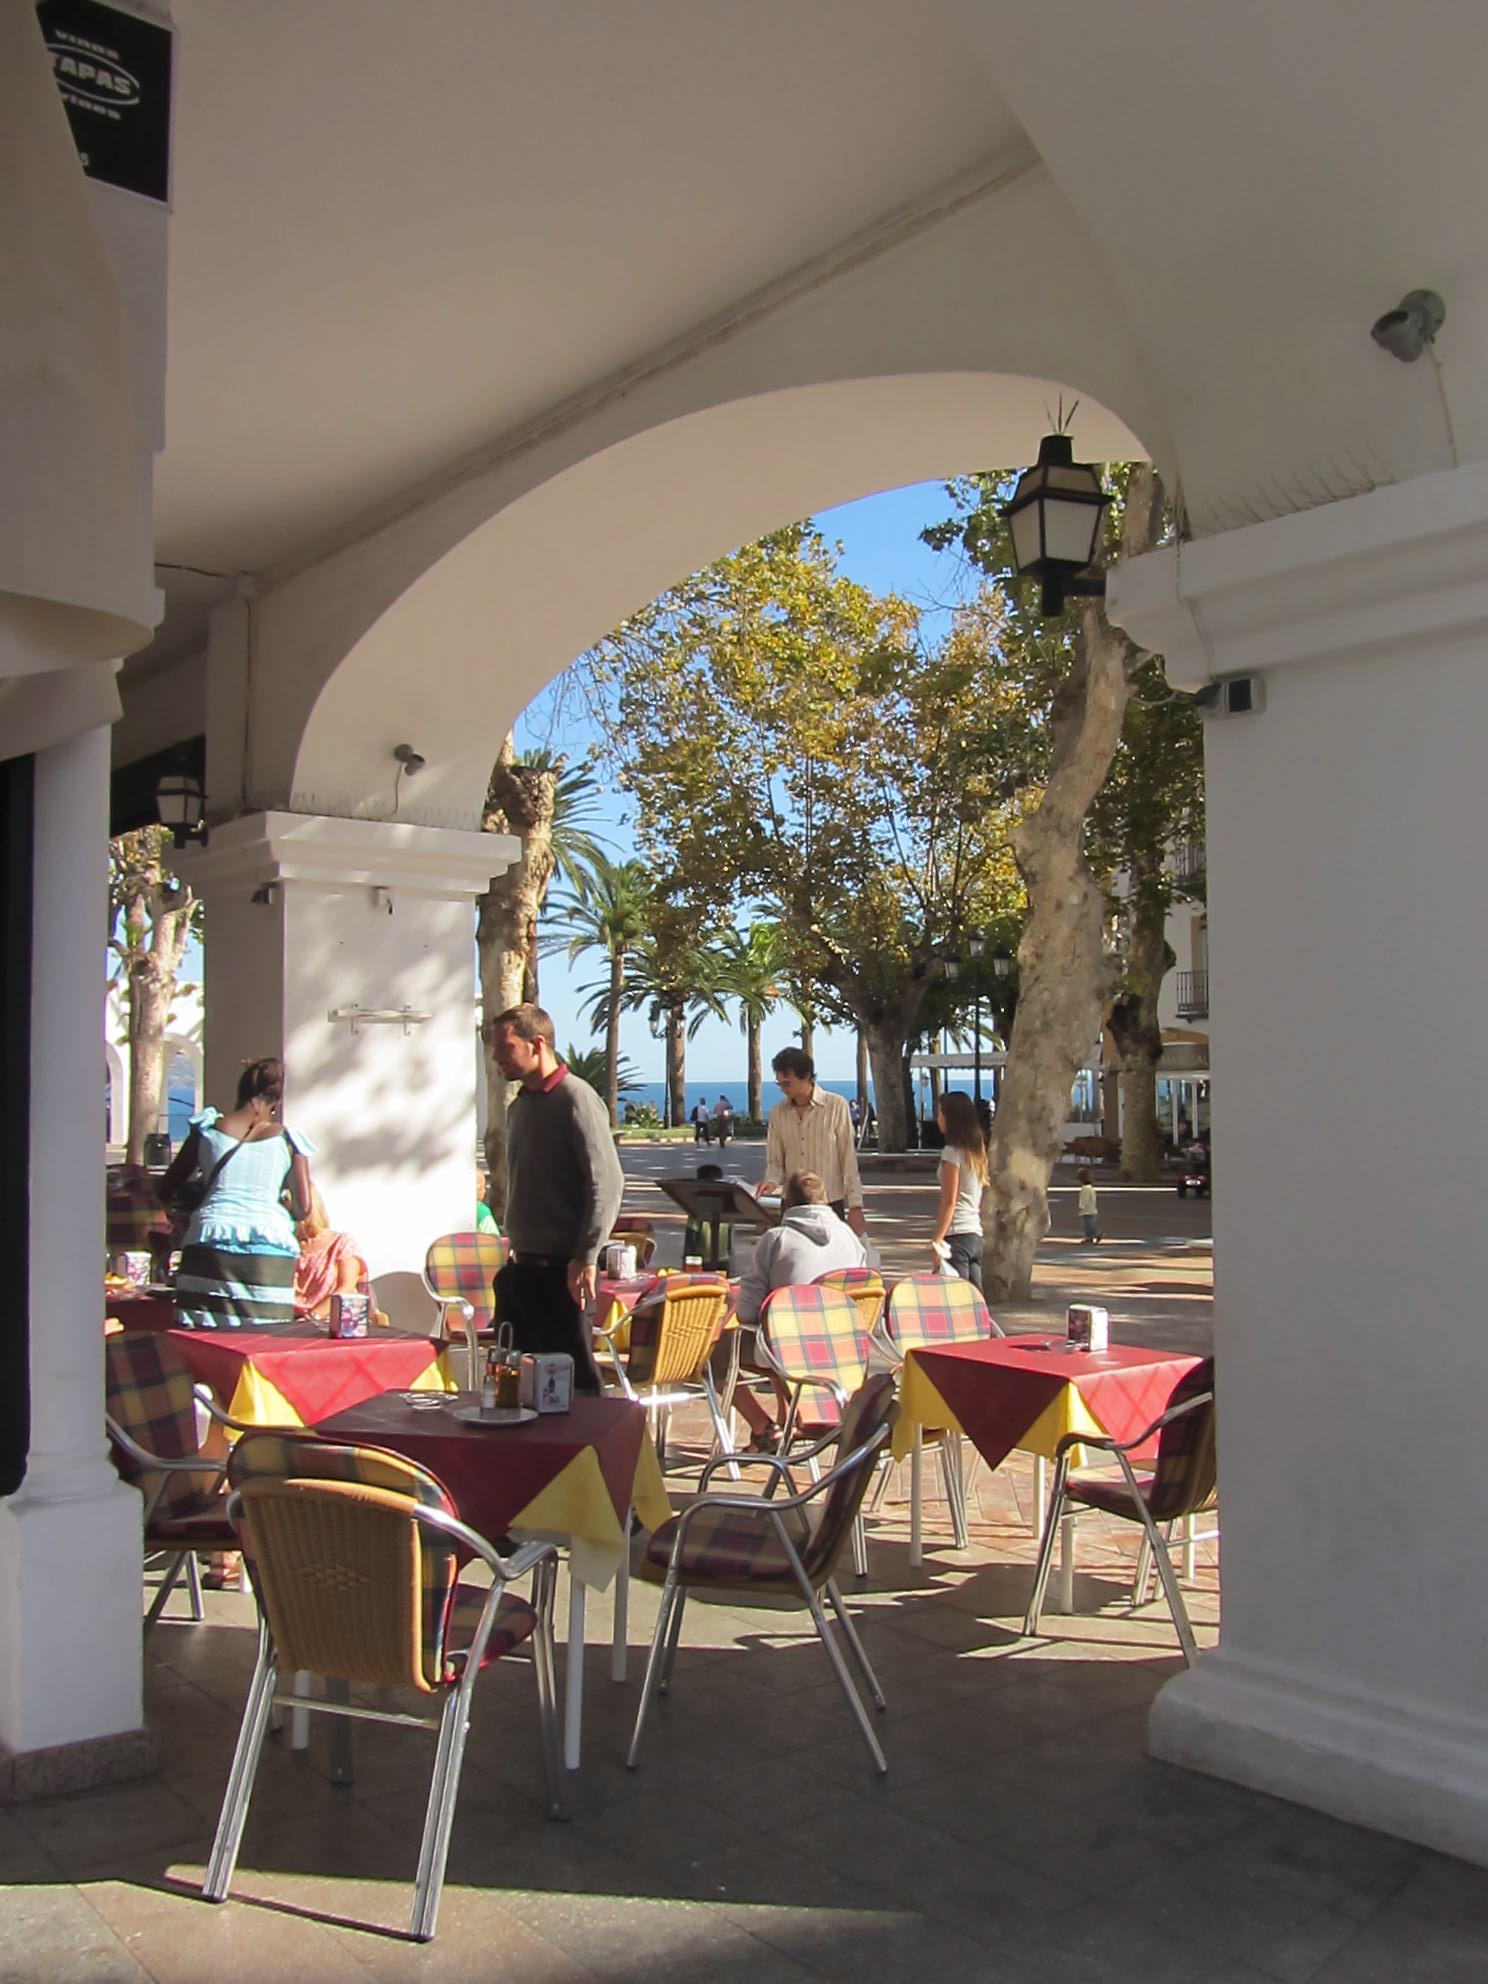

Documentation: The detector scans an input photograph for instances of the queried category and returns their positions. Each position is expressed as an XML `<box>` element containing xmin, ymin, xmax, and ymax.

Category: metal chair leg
<box><xmin>941</xmin><ymin>1432</ymin><xmax>969</xmax><ymax>1549</ymax></box>
<box><xmin>531</xmin><ymin>1560</ymin><xmax>566</xmax><ymax>1818</ymax></box>
<box><xmin>1023</xmin><ymin>1455</ymin><xmax>1071</xmax><ymax>1636</ymax></box>
<box><xmin>144</xmin><ymin>1549</ymin><xmax>189</xmax><ymax>1636</ymax></box>
<box><xmin>202</xmin><ymin>1638</ymin><xmax>277</xmax><ymax>1902</ymax></box>
<box><xmin>409</xmin><ymin>1688</ymin><xmax>466</xmax><ymax>1942</ymax></box>
<box><xmin>1132</xmin><ymin>1499</ymin><xmax>1201</xmax><ymax>1666</ymax></box>
<box><xmin>824</xmin><ymin>1579</ymin><xmax>886</xmax><ymax>1710</ymax></box>
<box><xmin>703</xmin><ymin>1369</ymin><xmax>741</xmax><ymax>1481</ymax></box>
<box><xmin>850</xmin><ymin>1510</ymin><xmax>868</xmax><ymax>1580</ymax></box>
<box><xmin>658</xmin><ymin>1584</ymin><xmax>688</xmax><ymax>1692</ymax></box>
<box><xmin>627</xmin><ymin>1572</ymin><xmax>681</xmax><ymax>1768</ymax></box>
<box><xmin>185</xmin><ymin>1550</ymin><xmax>205</xmax><ymax>1621</ymax></box>
<box><xmin>797</xmin><ymin>1576</ymin><xmax>886</xmax><ymax>1774</ymax></box>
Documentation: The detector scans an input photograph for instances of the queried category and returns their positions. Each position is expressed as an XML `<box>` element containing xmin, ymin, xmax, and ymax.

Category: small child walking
<box><xmin>1077</xmin><ymin>1167</ymin><xmax>1103</xmax><ymax>1244</ymax></box>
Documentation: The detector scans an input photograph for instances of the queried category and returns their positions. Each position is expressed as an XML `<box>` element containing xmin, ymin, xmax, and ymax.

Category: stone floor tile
<box><xmin>498</xmin><ymin>1886</ymin><xmax>826</xmax><ymax>1982</ymax></box>
<box><xmin>1385</xmin><ymin>1851</ymin><xmax>1488</xmax><ymax>1932</ymax></box>
<box><xmin>0</xmin><ymin>1881</ymin><xmax>153</xmax><ymax>1984</ymax></box>
<box><xmin>0</xmin><ymin>1807</ymin><xmax>61</xmax><ymax>1883</ymax></box>
<box><xmin>1306</xmin><ymin>1904</ymin><xmax>1488</xmax><ymax>1983</ymax></box>
<box><xmin>12</xmin><ymin>1778</ymin><xmax>205</xmax><ymax>1875</ymax></box>
<box><xmin>937</xmin><ymin>1892</ymin><xmax>1221</xmax><ymax>1984</ymax></box>
<box><xmin>1113</xmin><ymin>1860</ymin><xmax>1364</xmax><ymax>1983</ymax></box>
<box><xmin>1181</xmin><ymin>1809</ymin><xmax>1423</xmax><ymax>1920</ymax></box>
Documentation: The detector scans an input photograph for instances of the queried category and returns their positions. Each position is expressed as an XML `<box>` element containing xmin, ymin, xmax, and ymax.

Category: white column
<box><xmin>1107</xmin><ymin>461</ymin><xmax>1488</xmax><ymax>1867</ymax></box>
<box><xmin>180</xmin><ymin>813</ymin><xmax>517</xmax><ymax>1331</ymax></box>
<box><xmin>0</xmin><ymin>725</ymin><xmax>145</xmax><ymax>1759</ymax></box>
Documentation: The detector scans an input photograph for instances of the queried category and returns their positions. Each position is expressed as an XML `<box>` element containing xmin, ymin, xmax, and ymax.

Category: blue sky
<box><xmin>522</xmin><ymin>478</ymin><xmax>971</xmax><ymax>1083</ymax></box>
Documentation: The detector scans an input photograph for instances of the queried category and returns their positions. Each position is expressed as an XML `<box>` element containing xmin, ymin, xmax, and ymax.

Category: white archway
<box><xmin>291</xmin><ymin>373</ymin><xmax>1145</xmax><ymax>825</ymax></box>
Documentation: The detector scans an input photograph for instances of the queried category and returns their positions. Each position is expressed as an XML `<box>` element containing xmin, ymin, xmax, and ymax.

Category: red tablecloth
<box><xmin>169</xmin><ymin>1324</ymin><xmax>445</xmax><ymax>1427</ymax></box>
<box><xmin>313</xmin><ymin>1391</ymin><xmax>670</xmax><ymax>1587</ymax></box>
<box><xmin>894</xmin><ymin>1334</ymin><xmax>1202</xmax><ymax>1470</ymax></box>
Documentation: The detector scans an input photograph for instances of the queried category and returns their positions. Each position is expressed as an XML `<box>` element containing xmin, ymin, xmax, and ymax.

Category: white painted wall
<box><xmin>181</xmin><ymin>813</ymin><xmax>517</xmax><ymax>1331</ymax></box>
<box><xmin>1109</xmin><ymin>463</ymin><xmax>1488</xmax><ymax>1863</ymax></box>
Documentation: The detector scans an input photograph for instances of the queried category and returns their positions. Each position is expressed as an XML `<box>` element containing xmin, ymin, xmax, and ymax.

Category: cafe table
<box><xmin>162</xmin><ymin>1322</ymin><xmax>452</xmax><ymax>1428</ymax></box>
<box><xmin>892</xmin><ymin>1332</ymin><xmax>1203</xmax><ymax>1597</ymax></box>
<box><xmin>313</xmin><ymin>1390</ymin><xmax>671</xmax><ymax>1767</ymax></box>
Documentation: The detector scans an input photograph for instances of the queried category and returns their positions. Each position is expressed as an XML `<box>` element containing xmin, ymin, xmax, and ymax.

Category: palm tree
<box><xmin>593</xmin><ymin>932</ymin><xmax>727</xmax><ymax>1128</ymax></box>
<box><xmin>716</xmin><ymin>923</ymin><xmax>783</xmax><ymax>1120</ymax></box>
<box><xmin>546</xmin><ymin>853</ymin><xmax>652</xmax><ymax>1125</ymax></box>
<box><xmin>564</xmin><ymin>1042</ymin><xmax>641</xmax><ymax>1104</ymax></box>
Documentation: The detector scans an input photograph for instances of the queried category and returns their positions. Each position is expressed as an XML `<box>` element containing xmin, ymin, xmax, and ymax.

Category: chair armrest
<box><xmin>677</xmin><ymin>1421</ymin><xmax>892</xmax><ymax>1528</ymax></box>
<box><xmin>697</xmin><ymin>1420</ymin><xmax>841</xmax><ymax>1489</ymax></box>
<box><xmin>106</xmin><ymin>1413</ymin><xmax>228</xmax><ymax>1483</ymax></box>
<box><xmin>1052</xmin><ymin>1387</ymin><xmax>1214</xmax><ymax>1462</ymax></box>
<box><xmin>412</xmin><ymin>1504</ymin><xmax>558</xmax><ymax>1584</ymax></box>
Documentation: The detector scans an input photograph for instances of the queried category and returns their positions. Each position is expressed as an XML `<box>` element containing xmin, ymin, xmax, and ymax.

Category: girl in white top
<box><xmin>930</xmin><ymin>1090</ymin><xmax>989</xmax><ymax>1290</ymax></box>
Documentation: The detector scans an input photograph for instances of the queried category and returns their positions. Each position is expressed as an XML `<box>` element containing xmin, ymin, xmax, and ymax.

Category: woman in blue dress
<box><xmin>159</xmin><ymin>1057</ymin><xmax>315</xmax><ymax>1328</ymax></box>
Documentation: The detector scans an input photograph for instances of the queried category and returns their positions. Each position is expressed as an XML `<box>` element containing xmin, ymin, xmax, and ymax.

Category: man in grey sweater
<box><xmin>487</xmin><ymin>1003</ymin><xmax>624</xmax><ymax>1392</ymax></box>
<box><xmin>731</xmin><ymin>1170</ymin><xmax>867</xmax><ymax>1448</ymax></box>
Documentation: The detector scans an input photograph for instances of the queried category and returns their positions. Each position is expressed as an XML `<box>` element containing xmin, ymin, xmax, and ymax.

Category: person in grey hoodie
<box><xmin>731</xmin><ymin>1170</ymin><xmax>867</xmax><ymax>1449</ymax></box>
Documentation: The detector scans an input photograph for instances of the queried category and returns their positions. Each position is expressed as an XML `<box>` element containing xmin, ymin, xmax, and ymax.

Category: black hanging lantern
<box><xmin>1004</xmin><ymin>433</ymin><xmax>1111</xmax><ymax>616</ymax></box>
<box><xmin>156</xmin><ymin>770</ymin><xmax>207</xmax><ymax>850</ymax></box>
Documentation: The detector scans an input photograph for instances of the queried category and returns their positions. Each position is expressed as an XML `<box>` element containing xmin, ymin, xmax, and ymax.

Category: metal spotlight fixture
<box><xmin>393</xmin><ymin>743</ymin><xmax>426</xmax><ymax>775</ymax></box>
<box><xmin>1004</xmin><ymin>433</ymin><xmax>1111</xmax><ymax>616</ymax></box>
<box><xmin>156</xmin><ymin>770</ymin><xmax>208</xmax><ymax>850</ymax></box>
<box><xmin>1371</xmin><ymin>289</ymin><xmax>1445</xmax><ymax>363</ymax></box>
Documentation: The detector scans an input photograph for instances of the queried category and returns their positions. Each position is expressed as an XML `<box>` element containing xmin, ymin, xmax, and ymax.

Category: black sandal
<box><xmin>746</xmin><ymin>1427</ymin><xmax>780</xmax><ymax>1455</ymax></box>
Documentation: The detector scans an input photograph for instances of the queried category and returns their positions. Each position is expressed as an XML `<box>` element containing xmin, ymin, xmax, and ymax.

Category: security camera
<box><xmin>1371</xmin><ymin>289</ymin><xmax>1445</xmax><ymax>363</ymax></box>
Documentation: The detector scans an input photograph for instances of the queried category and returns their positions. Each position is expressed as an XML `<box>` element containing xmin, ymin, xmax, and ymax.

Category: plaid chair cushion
<box><xmin>443</xmin><ymin>1586</ymin><xmax>538</xmax><ymax>1680</ymax></box>
<box><xmin>803</xmin><ymin>1373</ymin><xmax>897</xmax><ymax>1577</ymax></box>
<box><xmin>759</xmin><ymin>1285</ymin><xmax>871</xmax><ymax>1396</ymax></box>
<box><xmin>814</xmin><ymin>1267</ymin><xmax>887</xmax><ymax>1335</ymax></box>
<box><xmin>885</xmin><ymin>1274</ymin><xmax>996</xmax><ymax>1351</ymax></box>
<box><xmin>106</xmin><ymin>1181</ymin><xmax>172</xmax><ymax>1251</ymax></box>
<box><xmin>105</xmin><ymin>1332</ymin><xmax>224</xmax><ymax>1526</ymax></box>
<box><xmin>1068</xmin><ymin>1359</ymin><xmax>1217</xmax><ymax>1524</ymax></box>
<box><xmin>422</xmin><ymin>1231</ymin><xmax>505</xmax><ymax>1327</ymax></box>
<box><xmin>643</xmin><ymin>1502</ymin><xmax>810</xmax><ymax>1589</ymax></box>
<box><xmin>230</xmin><ymin>1435</ymin><xmax>463</xmax><ymax>1687</ymax></box>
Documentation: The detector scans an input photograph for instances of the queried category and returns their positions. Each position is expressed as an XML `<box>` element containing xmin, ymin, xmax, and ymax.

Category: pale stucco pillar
<box><xmin>1107</xmin><ymin>460</ymin><xmax>1488</xmax><ymax>1866</ymax></box>
<box><xmin>179</xmin><ymin>813</ymin><xmax>517</xmax><ymax>1331</ymax></box>
<box><xmin>0</xmin><ymin>724</ymin><xmax>146</xmax><ymax>1768</ymax></box>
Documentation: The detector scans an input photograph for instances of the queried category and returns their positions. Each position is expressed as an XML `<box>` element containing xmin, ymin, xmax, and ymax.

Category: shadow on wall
<box><xmin>372</xmin><ymin>1270</ymin><xmax>438</xmax><ymax>1338</ymax></box>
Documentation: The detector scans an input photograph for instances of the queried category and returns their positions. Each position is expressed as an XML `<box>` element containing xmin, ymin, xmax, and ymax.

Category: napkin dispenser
<box><xmin>520</xmin><ymin>1352</ymin><xmax>574</xmax><ymax>1414</ymax></box>
<box><xmin>1066</xmin><ymin>1303</ymin><xmax>1109</xmax><ymax>1352</ymax></box>
<box><xmin>605</xmin><ymin>1241</ymin><xmax>637</xmax><ymax>1279</ymax></box>
<box><xmin>330</xmin><ymin>1292</ymin><xmax>370</xmax><ymax>1338</ymax></box>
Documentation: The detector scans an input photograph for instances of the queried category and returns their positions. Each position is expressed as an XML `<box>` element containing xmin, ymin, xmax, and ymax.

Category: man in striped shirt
<box><xmin>758</xmin><ymin>1047</ymin><xmax>867</xmax><ymax>1238</ymax></box>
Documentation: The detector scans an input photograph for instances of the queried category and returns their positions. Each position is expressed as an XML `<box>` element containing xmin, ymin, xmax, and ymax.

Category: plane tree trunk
<box><xmin>1107</xmin><ymin>896</ymin><xmax>1173</xmax><ymax>1182</ymax></box>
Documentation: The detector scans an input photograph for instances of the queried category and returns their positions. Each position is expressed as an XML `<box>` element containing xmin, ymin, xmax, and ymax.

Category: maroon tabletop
<box><xmin>906</xmin><ymin>1334</ymin><xmax>1202</xmax><ymax>1473</ymax></box>
<box><xmin>166</xmin><ymin>1324</ymin><xmax>443</xmax><ymax>1426</ymax></box>
<box><xmin>313</xmin><ymin>1391</ymin><xmax>655</xmax><ymax>1550</ymax></box>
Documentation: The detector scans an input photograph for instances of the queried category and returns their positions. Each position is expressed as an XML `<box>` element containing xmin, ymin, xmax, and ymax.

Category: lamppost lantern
<box><xmin>1004</xmin><ymin>432</ymin><xmax>1111</xmax><ymax>617</ymax></box>
<box><xmin>945</xmin><ymin>956</ymin><xmax>961</xmax><ymax>984</ymax></box>
<box><xmin>968</xmin><ymin>933</ymin><xmax>986</xmax><ymax>962</ymax></box>
<box><xmin>155</xmin><ymin>771</ymin><xmax>208</xmax><ymax>851</ymax></box>
<box><xmin>991</xmin><ymin>945</ymin><xmax>1011</xmax><ymax>983</ymax></box>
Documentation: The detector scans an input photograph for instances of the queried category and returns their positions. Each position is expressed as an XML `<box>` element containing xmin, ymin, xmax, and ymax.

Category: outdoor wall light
<box><xmin>156</xmin><ymin>770</ymin><xmax>207</xmax><ymax>850</ymax></box>
<box><xmin>1371</xmin><ymin>288</ymin><xmax>1445</xmax><ymax>363</ymax></box>
<box><xmin>1003</xmin><ymin>432</ymin><xmax>1111</xmax><ymax>616</ymax></box>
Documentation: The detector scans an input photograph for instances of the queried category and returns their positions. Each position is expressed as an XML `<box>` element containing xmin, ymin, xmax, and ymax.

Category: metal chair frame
<box><xmin>594</xmin><ymin>1276</ymin><xmax>738</xmax><ymax>1477</ymax></box>
<box><xmin>1023</xmin><ymin>1383</ymin><xmax>1217</xmax><ymax>1666</ymax></box>
<box><xmin>203</xmin><ymin>1488</ymin><xmax>563</xmax><ymax>1942</ymax></box>
<box><xmin>421</xmin><ymin>1230</ymin><xmax>506</xmax><ymax>1390</ymax></box>
<box><xmin>873</xmin><ymin>1275</ymin><xmax>1003</xmax><ymax>1552</ymax></box>
<box><xmin>627</xmin><ymin>1401</ymin><xmax>896</xmax><ymax>1775</ymax></box>
<box><xmin>756</xmin><ymin>1285</ymin><xmax>876</xmax><ymax>1574</ymax></box>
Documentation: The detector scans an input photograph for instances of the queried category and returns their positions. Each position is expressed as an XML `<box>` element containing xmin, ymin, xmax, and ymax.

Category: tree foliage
<box><xmin>108</xmin><ymin>829</ymin><xmax>199</xmax><ymax>1163</ymax></box>
<box><xmin>587</xmin><ymin>524</ymin><xmax>1022</xmax><ymax>1149</ymax></box>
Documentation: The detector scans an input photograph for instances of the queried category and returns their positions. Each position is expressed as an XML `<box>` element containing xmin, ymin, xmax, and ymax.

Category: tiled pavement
<box><xmin>6</xmin><ymin>1447</ymin><xmax>1487</xmax><ymax>1983</ymax></box>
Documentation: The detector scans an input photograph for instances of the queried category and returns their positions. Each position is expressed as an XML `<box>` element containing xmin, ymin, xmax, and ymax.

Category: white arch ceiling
<box><xmin>290</xmin><ymin>372</ymin><xmax>1146</xmax><ymax>826</ymax></box>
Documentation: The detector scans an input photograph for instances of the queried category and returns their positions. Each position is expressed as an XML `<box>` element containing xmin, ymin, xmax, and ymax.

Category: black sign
<box><xmin>37</xmin><ymin>0</ymin><xmax>172</xmax><ymax>205</ymax></box>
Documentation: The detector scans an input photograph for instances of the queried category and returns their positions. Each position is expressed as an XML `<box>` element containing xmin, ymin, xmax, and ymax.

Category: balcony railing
<box><xmin>1169</xmin><ymin>840</ymin><xmax>1207</xmax><ymax>891</ymax></box>
<box><xmin>1175</xmin><ymin>969</ymin><xmax>1209</xmax><ymax>1019</ymax></box>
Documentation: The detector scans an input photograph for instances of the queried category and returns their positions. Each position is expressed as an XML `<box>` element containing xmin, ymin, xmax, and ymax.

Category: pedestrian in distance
<box><xmin>486</xmin><ymin>1003</ymin><xmax>625</xmax><ymax>1391</ymax></box>
<box><xmin>1078</xmin><ymin>1167</ymin><xmax>1103</xmax><ymax>1245</ymax></box>
<box><xmin>692</xmin><ymin>1098</ymin><xmax>713</xmax><ymax>1144</ymax></box>
<box><xmin>929</xmin><ymin>1090</ymin><xmax>988</xmax><ymax>1289</ymax></box>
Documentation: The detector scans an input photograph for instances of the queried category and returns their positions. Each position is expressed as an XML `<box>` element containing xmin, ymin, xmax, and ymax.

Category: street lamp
<box><xmin>155</xmin><ymin>770</ymin><xmax>207</xmax><ymax>850</ymax></box>
<box><xmin>1003</xmin><ymin>432</ymin><xmax>1111</xmax><ymax>616</ymax></box>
